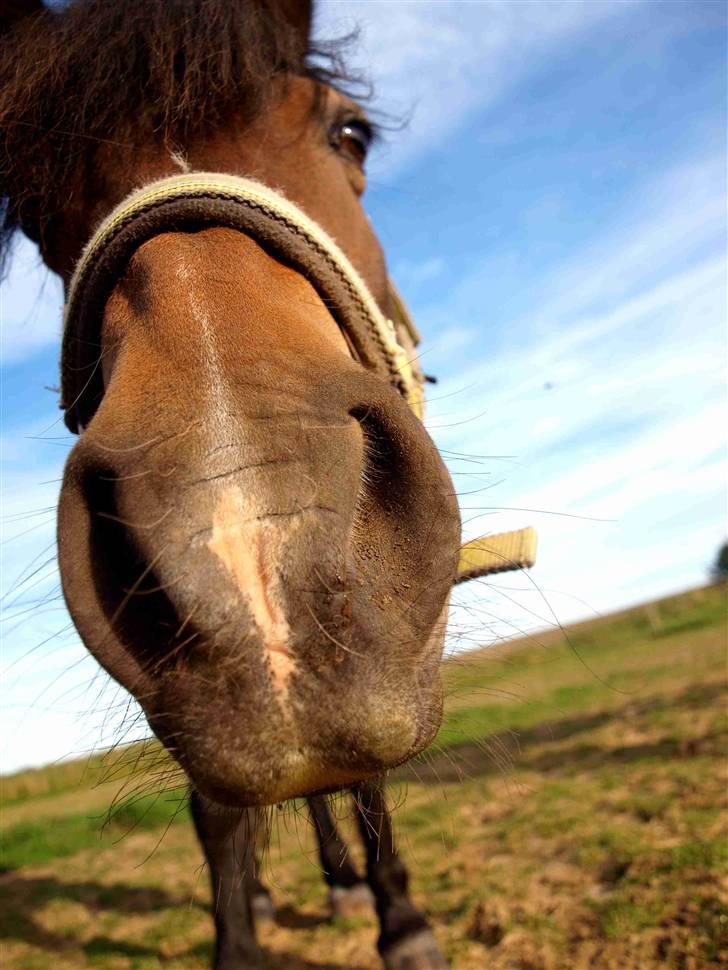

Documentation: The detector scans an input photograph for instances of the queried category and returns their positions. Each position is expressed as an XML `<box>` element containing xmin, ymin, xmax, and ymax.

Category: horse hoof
<box><xmin>329</xmin><ymin>882</ymin><xmax>375</xmax><ymax>918</ymax></box>
<box><xmin>381</xmin><ymin>929</ymin><xmax>449</xmax><ymax>970</ymax></box>
<box><xmin>251</xmin><ymin>892</ymin><xmax>276</xmax><ymax>923</ymax></box>
<box><xmin>215</xmin><ymin>945</ymin><xmax>265</xmax><ymax>970</ymax></box>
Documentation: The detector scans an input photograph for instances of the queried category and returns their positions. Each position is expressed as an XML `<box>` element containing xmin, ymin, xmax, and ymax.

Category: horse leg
<box><xmin>249</xmin><ymin>851</ymin><xmax>276</xmax><ymax>923</ymax></box>
<box><xmin>353</xmin><ymin>778</ymin><xmax>449</xmax><ymax>970</ymax></box>
<box><xmin>189</xmin><ymin>789</ymin><xmax>264</xmax><ymax>970</ymax></box>
<box><xmin>307</xmin><ymin>793</ymin><xmax>375</xmax><ymax>917</ymax></box>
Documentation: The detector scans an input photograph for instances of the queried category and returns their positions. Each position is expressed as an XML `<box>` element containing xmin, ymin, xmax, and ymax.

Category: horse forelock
<box><xmin>0</xmin><ymin>0</ymin><xmax>363</xmax><ymax>273</ymax></box>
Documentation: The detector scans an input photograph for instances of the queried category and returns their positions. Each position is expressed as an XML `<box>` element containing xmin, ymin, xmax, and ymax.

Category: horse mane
<box><xmin>0</xmin><ymin>0</ymin><xmax>358</xmax><ymax>272</ymax></box>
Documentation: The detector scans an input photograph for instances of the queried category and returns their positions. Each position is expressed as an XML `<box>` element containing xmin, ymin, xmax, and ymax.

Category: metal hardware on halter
<box><xmin>60</xmin><ymin>171</ymin><xmax>536</xmax><ymax>584</ymax></box>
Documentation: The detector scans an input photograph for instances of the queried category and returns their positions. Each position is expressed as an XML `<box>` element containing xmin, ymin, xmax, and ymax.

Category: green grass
<box><xmin>437</xmin><ymin>584</ymin><xmax>726</xmax><ymax>750</ymax></box>
<box><xmin>663</xmin><ymin>838</ymin><xmax>728</xmax><ymax>873</ymax></box>
<box><xmin>592</xmin><ymin>896</ymin><xmax>665</xmax><ymax>938</ymax></box>
<box><xmin>1</xmin><ymin>789</ymin><xmax>189</xmax><ymax>872</ymax></box>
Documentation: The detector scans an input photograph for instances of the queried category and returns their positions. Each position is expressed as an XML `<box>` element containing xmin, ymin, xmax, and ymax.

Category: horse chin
<box><xmin>177</xmin><ymin>746</ymin><xmax>396</xmax><ymax>809</ymax></box>
<box><xmin>163</xmin><ymin>719</ymin><xmax>437</xmax><ymax>808</ymax></box>
<box><xmin>148</xmin><ymin>686</ymin><xmax>444</xmax><ymax>809</ymax></box>
<box><xmin>145</xmin><ymin>613</ymin><xmax>447</xmax><ymax>808</ymax></box>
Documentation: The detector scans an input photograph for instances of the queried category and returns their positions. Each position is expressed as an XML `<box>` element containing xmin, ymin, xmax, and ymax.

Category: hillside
<box><xmin>1</xmin><ymin>584</ymin><xmax>726</xmax><ymax>968</ymax></box>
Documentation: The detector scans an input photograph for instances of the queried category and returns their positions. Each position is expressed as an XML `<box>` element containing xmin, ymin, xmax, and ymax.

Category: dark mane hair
<box><xmin>0</xmin><ymin>0</ymin><xmax>358</xmax><ymax>271</ymax></box>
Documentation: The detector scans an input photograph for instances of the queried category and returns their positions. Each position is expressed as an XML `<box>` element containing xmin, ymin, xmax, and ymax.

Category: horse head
<box><xmin>2</xmin><ymin>0</ymin><xmax>462</xmax><ymax>806</ymax></box>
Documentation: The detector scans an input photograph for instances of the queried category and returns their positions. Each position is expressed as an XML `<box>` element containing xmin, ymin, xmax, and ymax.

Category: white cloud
<box><xmin>428</xmin><ymin>153</ymin><xmax>727</xmax><ymax>642</ymax></box>
<box><xmin>316</xmin><ymin>0</ymin><xmax>641</xmax><ymax>177</ymax></box>
<box><xmin>0</xmin><ymin>235</ymin><xmax>64</xmax><ymax>365</ymax></box>
<box><xmin>444</xmin><ymin>254</ymin><xmax>725</xmax><ymax>426</ymax></box>
<box><xmin>524</xmin><ymin>155</ymin><xmax>726</xmax><ymax>331</ymax></box>
<box><xmin>420</xmin><ymin>150</ymin><xmax>725</xmax><ymax>366</ymax></box>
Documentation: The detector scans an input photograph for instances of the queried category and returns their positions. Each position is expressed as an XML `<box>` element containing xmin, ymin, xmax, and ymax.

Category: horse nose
<box><xmin>59</xmin><ymin>393</ymin><xmax>364</xmax><ymax>640</ymax></box>
<box><xmin>58</xmin><ymin>345</ymin><xmax>460</xmax><ymax>805</ymax></box>
<box><xmin>61</xmin><ymin>356</ymin><xmax>459</xmax><ymax>658</ymax></box>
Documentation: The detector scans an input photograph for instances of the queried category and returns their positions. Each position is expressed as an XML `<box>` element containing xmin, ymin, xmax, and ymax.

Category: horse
<box><xmin>1</xmin><ymin>2</ymin><xmax>535</xmax><ymax>967</ymax></box>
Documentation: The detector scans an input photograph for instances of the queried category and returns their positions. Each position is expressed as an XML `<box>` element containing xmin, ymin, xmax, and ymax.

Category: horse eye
<box><xmin>332</xmin><ymin>118</ymin><xmax>373</xmax><ymax>168</ymax></box>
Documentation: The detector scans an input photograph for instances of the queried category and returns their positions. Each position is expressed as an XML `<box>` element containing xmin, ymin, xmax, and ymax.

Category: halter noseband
<box><xmin>61</xmin><ymin>172</ymin><xmax>536</xmax><ymax>583</ymax></box>
<box><xmin>62</xmin><ymin>172</ymin><xmax>425</xmax><ymax>433</ymax></box>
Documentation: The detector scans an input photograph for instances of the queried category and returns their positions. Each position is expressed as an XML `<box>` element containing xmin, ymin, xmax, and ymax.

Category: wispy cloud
<box><xmin>316</xmin><ymin>0</ymin><xmax>641</xmax><ymax>177</ymax></box>
<box><xmin>432</xmin><ymin>151</ymin><xmax>726</xmax><ymax>640</ymax></box>
<box><xmin>0</xmin><ymin>235</ymin><xmax>63</xmax><ymax>365</ymax></box>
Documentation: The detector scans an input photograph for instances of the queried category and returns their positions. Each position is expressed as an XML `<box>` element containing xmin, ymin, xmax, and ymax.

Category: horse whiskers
<box><xmin>181</xmin><ymin>454</ymin><xmax>301</xmax><ymax>489</ymax></box>
<box><xmin>95</xmin><ymin>507</ymin><xmax>173</xmax><ymax>531</ymax></box>
<box><xmin>2</xmin><ymin>505</ymin><xmax>56</xmax><ymax>520</ymax></box>
<box><xmin>146</xmin><ymin>631</ymin><xmax>201</xmax><ymax>675</ymax></box>
<box><xmin>174</xmin><ymin>602</ymin><xmax>200</xmax><ymax>639</ymax></box>
<box><xmin>0</xmin><ymin>541</ymin><xmax>58</xmax><ymax>596</ymax></box>
<box><xmin>1</xmin><ymin>566</ymin><xmax>62</xmax><ymax>612</ymax></box>
<box><xmin>87</xmin><ymin>418</ymin><xmax>202</xmax><ymax>455</ymax></box>
<box><xmin>304</xmin><ymin>604</ymin><xmax>362</xmax><ymax>658</ymax></box>
<box><xmin>105</xmin><ymin>548</ymin><xmax>168</xmax><ymax>632</ymax></box>
<box><xmin>97</xmin><ymin>467</ymin><xmax>157</xmax><ymax>483</ymax></box>
<box><xmin>120</xmin><ymin>570</ymin><xmax>188</xmax><ymax>598</ymax></box>
<box><xmin>310</xmin><ymin>564</ymin><xmax>350</xmax><ymax>598</ymax></box>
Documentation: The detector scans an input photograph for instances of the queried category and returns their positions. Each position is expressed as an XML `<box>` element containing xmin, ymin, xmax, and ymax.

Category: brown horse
<box><xmin>1</xmin><ymin>2</ymin><xmax>535</xmax><ymax>967</ymax></box>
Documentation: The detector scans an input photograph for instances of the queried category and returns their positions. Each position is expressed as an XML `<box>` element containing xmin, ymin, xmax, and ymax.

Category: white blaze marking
<box><xmin>208</xmin><ymin>487</ymin><xmax>294</xmax><ymax>699</ymax></box>
<box><xmin>177</xmin><ymin>253</ymin><xmax>228</xmax><ymax>423</ymax></box>
<box><xmin>178</xmin><ymin>250</ymin><xmax>295</xmax><ymax>699</ymax></box>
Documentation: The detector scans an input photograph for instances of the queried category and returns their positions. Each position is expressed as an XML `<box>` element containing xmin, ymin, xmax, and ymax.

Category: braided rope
<box><xmin>65</xmin><ymin>173</ymin><xmax>424</xmax><ymax>417</ymax></box>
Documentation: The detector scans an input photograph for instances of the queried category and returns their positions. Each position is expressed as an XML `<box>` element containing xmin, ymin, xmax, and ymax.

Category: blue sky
<box><xmin>1</xmin><ymin>0</ymin><xmax>726</xmax><ymax>772</ymax></box>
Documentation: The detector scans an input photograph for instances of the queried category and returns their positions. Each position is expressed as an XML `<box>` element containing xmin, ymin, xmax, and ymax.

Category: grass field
<box><xmin>1</xmin><ymin>584</ymin><xmax>726</xmax><ymax>969</ymax></box>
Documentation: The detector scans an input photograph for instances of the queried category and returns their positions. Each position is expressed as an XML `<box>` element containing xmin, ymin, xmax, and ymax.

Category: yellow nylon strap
<box><xmin>456</xmin><ymin>527</ymin><xmax>538</xmax><ymax>583</ymax></box>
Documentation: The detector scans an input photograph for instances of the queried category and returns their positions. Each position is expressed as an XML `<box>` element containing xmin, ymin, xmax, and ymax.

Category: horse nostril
<box><xmin>79</xmin><ymin>466</ymin><xmax>185</xmax><ymax>672</ymax></box>
<box><xmin>349</xmin><ymin>405</ymin><xmax>397</xmax><ymax>500</ymax></box>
